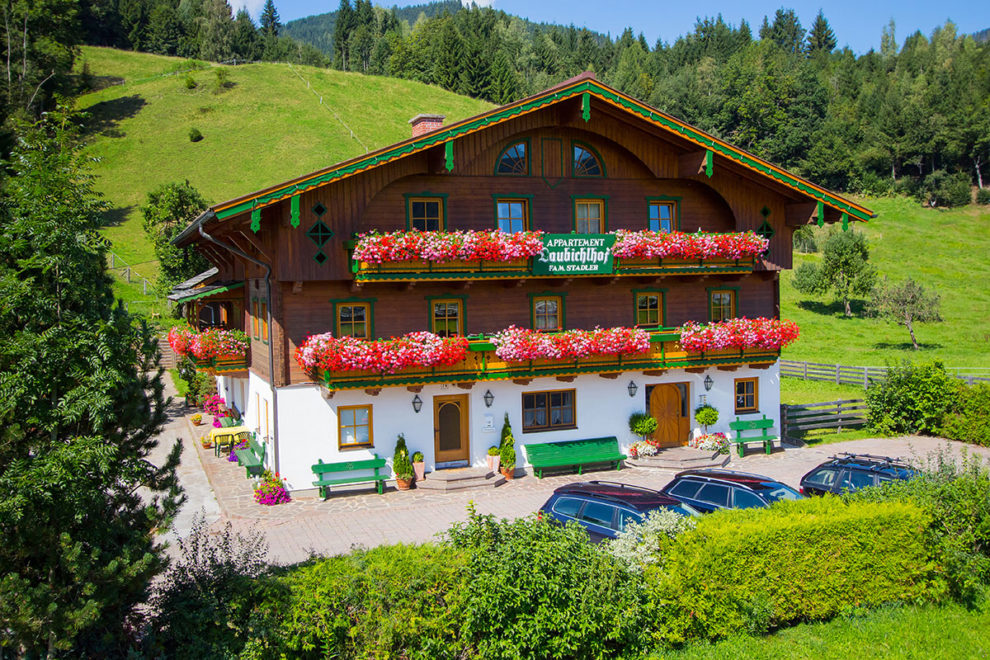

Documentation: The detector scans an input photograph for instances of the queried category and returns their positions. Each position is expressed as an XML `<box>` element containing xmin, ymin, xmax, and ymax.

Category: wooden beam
<box><xmin>784</xmin><ymin>202</ymin><xmax>817</xmax><ymax>226</ymax></box>
<box><xmin>364</xmin><ymin>388</ymin><xmax>381</xmax><ymax>396</ymax></box>
<box><xmin>598</xmin><ymin>372</ymin><xmax>621</xmax><ymax>379</ymax></box>
<box><xmin>716</xmin><ymin>365</ymin><xmax>739</xmax><ymax>372</ymax></box>
<box><xmin>555</xmin><ymin>375</ymin><xmax>576</xmax><ymax>382</ymax></box>
<box><xmin>455</xmin><ymin>381</ymin><xmax>475</xmax><ymax>390</ymax></box>
<box><xmin>406</xmin><ymin>385</ymin><xmax>424</xmax><ymax>393</ymax></box>
<box><xmin>403</xmin><ymin>281</ymin><xmax>416</xmax><ymax>291</ymax></box>
<box><xmin>749</xmin><ymin>362</ymin><xmax>773</xmax><ymax>370</ymax></box>
<box><xmin>350</xmin><ymin>281</ymin><xmax>363</xmax><ymax>293</ymax></box>
<box><xmin>643</xmin><ymin>370</ymin><xmax>667</xmax><ymax>377</ymax></box>
<box><xmin>292</xmin><ymin>281</ymin><xmax>303</xmax><ymax>294</ymax></box>
<box><xmin>685</xmin><ymin>367</ymin><xmax>706</xmax><ymax>374</ymax></box>
<box><xmin>320</xmin><ymin>386</ymin><xmax>334</xmax><ymax>399</ymax></box>
<box><xmin>512</xmin><ymin>378</ymin><xmax>532</xmax><ymax>385</ymax></box>
<box><xmin>457</xmin><ymin>280</ymin><xmax>472</xmax><ymax>290</ymax></box>
<box><xmin>237</xmin><ymin>230</ymin><xmax>272</xmax><ymax>259</ymax></box>
<box><xmin>678</xmin><ymin>149</ymin><xmax>708</xmax><ymax>178</ymax></box>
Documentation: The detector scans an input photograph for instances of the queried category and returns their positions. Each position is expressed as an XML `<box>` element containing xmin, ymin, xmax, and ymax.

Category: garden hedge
<box><xmin>647</xmin><ymin>497</ymin><xmax>941</xmax><ymax>645</ymax></box>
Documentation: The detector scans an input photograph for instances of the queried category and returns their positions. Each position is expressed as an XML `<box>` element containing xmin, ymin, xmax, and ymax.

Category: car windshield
<box><xmin>670</xmin><ymin>502</ymin><xmax>701</xmax><ymax>517</ymax></box>
<box><xmin>763</xmin><ymin>484</ymin><xmax>802</xmax><ymax>502</ymax></box>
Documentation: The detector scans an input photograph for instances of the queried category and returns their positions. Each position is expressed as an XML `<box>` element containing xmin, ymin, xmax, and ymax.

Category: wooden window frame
<box><xmin>259</xmin><ymin>299</ymin><xmax>269</xmax><ymax>344</ymax></box>
<box><xmin>494</xmin><ymin>139</ymin><xmax>530</xmax><ymax>176</ymax></box>
<box><xmin>734</xmin><ymin>378</ymin><xmax>759</xmax><ymax>414</ymax></box>
<box><xmin>404</xmin><ymin>193</ymin><xmax>448</xmax><ymax>231</ymax></box>
<box><xmin>707</xmin><ymin>287</ymin><xmax>739</xmax><ymax>322</ymax></box>
<box><xmin>338</xmin><ymin>404</ymin><xmax>374</xmax><ymax>450</ymax></box>
<box><xmin>571</xmin><ymin>141</ymin><xmax>606</xmax><ymax>178</ymax></box>
<box><xmin>251</xmin><ymin>298</ymin><xmax>260</xmax><ymax>340</ymax></box>
<box><xmin>529</xmin><ymin>292</ymin><xmax>566</xmax><ymax>331</ymax></box>
<box><xmin>571</xmin><ymin>197</ymin><xmax>608</xmax><ymax>234</ymax></box>
<box><xmin>646</xmin><ymin>196</ymin><xmax>681</xmax><ymax>232</ymax></box>
<box><xmin>522</xmin><ymin>388</ymin><xmax>577</xmax><ymax>433</ymax></box>
<box><xmin>426</xmin><ymin>295</ymin><xmax>467</xmax><ymax>337</ymax></box>
<box><xmin>332</xmin><ymin>298</ymin><xmax>375</xmax><ymax>339</ymax></box>
<box><xmin>632</xmin><ymin>288</ymin><xmax>666</xmax><ymax>328</ymax></box>
<box><xmin>492</xmin><ymin>195</ymin><xmax>533</xmax><ymax>233</ymax></box>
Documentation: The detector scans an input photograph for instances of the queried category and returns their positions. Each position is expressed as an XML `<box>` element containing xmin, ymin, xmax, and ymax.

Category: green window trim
<box><xmin>528</xmin><ymin>291</ymin><xmax>568</xmax><ymax>331</ymax></box>
<box><xmin>706</xmin><ymin>286</ymin><xmax>740</xmax><ymax>322</ymax></box>
<box><xmin>331</xmin><ymin>296</ymin><xmax>377</xmax><ymax>339</ymax></box>
<box><xmin>403</xmin><ymin>192</ymin><xmax>449</xmax><ymax>231</ymax></box>
<box><xmin>571</xmin><ymin>140</ymin><xmax>606</xmax><ymax>178</ymax></box>
<box><xmin>494</xmin><ymin>138</ymin><xmax>531</xmax><ymax>176</ymax></box>
<box><xmin>632</xmin><ymin>288</ymin><xmax>668</xmax><ymax>328</ymax></box>
<box><xmin>646</xmin><ymin>195</ymin><xmax>682</xmax><ymax>232</ymax></box>
<box><xmin>491</xmin><ymin>194</ymin><xmax>535</xmax><ymax>232</ymax></box>
<box><xmin>570</xmin><ymin>195</ymin><xmax>610</xmax><ymax>234</ymax></box>
<box><xmin>425</xmin><ymin>294</ymin><xmax>469</xmax><ymax>336</ymax></box>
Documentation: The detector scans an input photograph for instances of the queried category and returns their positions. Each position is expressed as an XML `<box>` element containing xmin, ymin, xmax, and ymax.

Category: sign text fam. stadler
<box><xmin>532</xmin><ymin>233</ymin><xmax>617</xmax><ymax>275</ymax></box>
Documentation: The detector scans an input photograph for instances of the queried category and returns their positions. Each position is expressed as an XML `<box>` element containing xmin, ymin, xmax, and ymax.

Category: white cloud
<box><xmin>231</xmin><ymin>0</ymin><xmax>265</xmax><ymax>19</ymax></box>
<box><xmin>462</xmin><ymin>0</ymin><xmax>496</xmax><ymax>7</ymax></box>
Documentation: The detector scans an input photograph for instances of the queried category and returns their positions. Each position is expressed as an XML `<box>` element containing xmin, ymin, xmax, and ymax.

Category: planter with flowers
<box><xmin>167</xmin><ymin>325</ymin><xmax>250</xmax><ymax>372</ymax></box>
<box><xmin>191</xmin><ymin>413</ymin><xmax>203</xmax><ymax>426</ymax></box>
<box><xmin>490</xmin><ymin>326</ymin><xmax>651</xmax><ymax>363</ymax></box>
<box><xmin>295</xmin><ymin>331</ymin><xmax>470</xmax><ymax>379</ymax></box>
<box><xmin>353</xmin><ymin>229</ymin><xmax>545</xmax><ymax>275</ymax></box>
<box><xmin>611</xmin><ymin>230</ymin><xmax>768</xmax><ymax>270</ymax></box>
<box><xmin>254</xmin><ymin>471</ymin><xmax>291</xmax><ymax>506</ymax></box>
<box><xmin>411</xmin><ymin>451</ymin><xmax>425</xmax><ymax>482</ymax></box>
<box><xmin>689</xmin><ymin>432</ymin><xmax>730</xmax><ymax>454</ymax></box>
<box><xmin>678</xmin><ymin>317</ymin><xmax>800</xmax><ymax>354</ymax></box>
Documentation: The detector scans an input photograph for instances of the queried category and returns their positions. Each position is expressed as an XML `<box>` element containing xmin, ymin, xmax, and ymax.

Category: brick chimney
<box><xmin>409</xmin><ymin>113</ymin><xmax>446</xmax><ymax>138</ymax></box>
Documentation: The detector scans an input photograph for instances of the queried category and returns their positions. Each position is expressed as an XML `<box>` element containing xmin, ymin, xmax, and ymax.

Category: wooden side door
<box><xmin>434</xmin><ymin>394</ymin><xmax>470</xmax><ymax>463</ymax></box>
<box><xmin>649</xmin><ymin>384</ymin><xmax>690</xmax><ymax>447</ymax></box>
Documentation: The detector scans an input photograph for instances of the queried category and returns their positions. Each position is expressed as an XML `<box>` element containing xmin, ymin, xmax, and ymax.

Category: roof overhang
<box><xmin>168</xmin><ymin>280</ymin><xmax>244</xmax><ymax>303</ymax></box>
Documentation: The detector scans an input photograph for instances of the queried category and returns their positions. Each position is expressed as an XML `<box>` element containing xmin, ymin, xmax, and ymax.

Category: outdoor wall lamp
<box><xmin>483</xmin><ymin>389</ymin><xmax>495</xmax><ymax>408</ymax></box>
<box><xmin>627</xmin><ymin>381</ymin><xmax>638</xmax><ymax>397</ymax></box>
<box><xmin>411</xmin><ymin>394</ymin><xmax>423</xmax><ymax>413</ymax></box>
<box><xmin>704</xmin><ymin>375</ymin><xmax>714</xmax><ymax>391</ymax></box>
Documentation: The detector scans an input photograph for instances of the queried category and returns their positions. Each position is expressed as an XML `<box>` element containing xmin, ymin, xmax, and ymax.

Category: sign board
<box><xmin>532</xmin><ymin>234</ymin><xmax>616</xmax><ymax>275</ymax></box>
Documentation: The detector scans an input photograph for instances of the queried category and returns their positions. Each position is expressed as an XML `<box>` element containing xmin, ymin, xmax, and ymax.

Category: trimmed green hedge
<box><xmin>647</xmin><ymin>497</ymin><xmax>941</xmax><ymax>645</ymax></box>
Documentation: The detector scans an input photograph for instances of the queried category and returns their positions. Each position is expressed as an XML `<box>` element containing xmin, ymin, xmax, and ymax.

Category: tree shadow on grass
<box><xmin>102</xmin><ymin>205</ymin><xmax>134</xmax><ymax>228</ymax></box>
<box><xmin>872</xmin><ymin>341</ymin><xmax>944</xmax><ymax>351</ymax></box>
<box><xmin>83</xmin><ymin>94</ymin><xmax>147</xmax><ymax>138</ymax></box>
<box><xmin>796</xmin><ymin>299</ymin><xmax>868</xmax><ymax>317</ymax></box>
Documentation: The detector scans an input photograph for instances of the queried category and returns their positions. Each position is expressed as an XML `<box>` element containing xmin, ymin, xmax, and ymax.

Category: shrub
<box><xmin>694</xmin><ymin>404</ymin><xmax>719</xmax><ymax>432</ymax></box>
<box><xmin>941</xmin><ymin>383</ymin><xmax>990</xmax><ymax>446</ymax></box>
<box><xmin>976</xmin><ymin>188</ymin><xmax>990</xmax><ymax>205</ymax></box>
<box><xmin>188</xmin><ymin>127</ymin><xmax>203</xmax><ymax>142</ymax></box>
<box><xmin>647</xmin><ymin>497</ymin><xmax>940</xmax><ymax>645</ymax></box>
<box><xmin>259</xmin><ymin>544</ymin><xmax>467</xmax><ymax>658</ymax></box>
<box><xmin>487</xmin><ymin>445</ymin><xmax>500</xmax><ymax>456</ymax></box>
<box><xmin>446</xmin><ymin>506</ymin><xmax>647</xmax><ymax>658</ymax></box>
<box><xmin>917</xmin><ymin>170</ymin><xmax>971</xmax><ymax>208</ymax></box>
<box><xmin>866</xmin><ymin>361</ymin><xmax>959</xmax><ymax>435</ymax></box>
<box><xmin>792</xmin><ymin>225</ymin><xmax>818</xmax><ymax>253</ymax></box>
<box><xmin>499</xmin><ymin>442</ymin><xmax>516</xmax><ymax>471</ymax></box>
<box><xmin>849</xmin><ymin>448</ymin><xmax>990</xmax><ymax>604</ymax></box>
<box><xmin>628</xmin><ymin>411</ymin><xmax>658</xmax><ymax>438</ymax></box>
<box><xmin>392</xmin><ymin>434</ymin><xmax>412</xmax><ymax>480</ymax></box>
<box><xmin>184</xmin><ymin>73</ymin><xmax>197</xmax><ymax>89</ymax></box>
<box><xmin>411</xmin><ymin>450</ymin><xmax>424</xmax><ymax>462</ymax></box>
<box><xmin>608</xmin><ymin>508</ymin><xmax>696</xmax><ymax>572</ymax></box>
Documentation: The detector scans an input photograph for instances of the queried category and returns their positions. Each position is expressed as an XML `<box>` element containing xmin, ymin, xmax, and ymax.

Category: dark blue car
<box><xmin>800</xmin><ymin>453</ymin><xmax>917</xmax><ymax>496</ymax></box>
<box><xmin>661</xmin><ymin>469</ymin><xmax>802</xmax><ymax>513</ymax></box>
<box><xmin>538</xmin><ymin>480</ymin><xmax>698</xmax><ymax>543</ymax></box>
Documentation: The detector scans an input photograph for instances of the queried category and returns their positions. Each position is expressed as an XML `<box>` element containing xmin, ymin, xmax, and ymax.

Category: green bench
<box><xmin>521</xmin><ymin>437</ymin><xmax>624</xmax><ymax>479</ymax></box>
<box><xmin>728</xmin><ymin>414</ymin><xmax>778</xmax><ymax>457</ymax></box>
<box><xmin>234</xmin><ymin>436</ymin><xmax>266</xmax><ymax>477</ymax></box>
<box><xmin>312</xmin><ymin>454</ymin><xmax>388</xmax><ymax>499</ymax></box>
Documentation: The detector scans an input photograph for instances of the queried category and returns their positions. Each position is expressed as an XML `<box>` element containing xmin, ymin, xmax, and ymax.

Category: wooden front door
<box><xmin>434</xmin><ymin>394</ymin><xmax>470</xmax><ymax>463</ymax></box>
<box><xmin>649</xmin><ymin>384</ymin><xmax>690</xmax><ymax>447</ymax></box>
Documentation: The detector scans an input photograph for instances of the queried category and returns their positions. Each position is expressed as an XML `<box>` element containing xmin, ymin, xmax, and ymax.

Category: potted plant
<box><xmin>393</xmin><ymin>434</ymin><xmax>414</xmax><ymax>490</ymax></box>
<box><xmin>199</xmin><ymin>434</ymin><xmax>212</xmax><ymax>449</ymax></box>
<box><xmin>191</xmin><ymin>413</ymin><xmax>203</xmax><ymax>426</ymax></box>
<box><xmin>411</xmin><ymin>451</ymin><xmax>425</xmax><ymax>482</ymax></box>
<box><xmin>486</xmin><ymin>445</ymin><xmax>501</xmax><ymax>473</ymax></box>
<box><xmin>628</xmin><ymin>411</ymin><xmax>658</xmax><ymax>442</ymax></box>
<box><xmin>499</xmin><ymin>414</ymin><xmax>516</xmax><ymax>480</ymax></box>
<box><xmin>694</xmin><ymin>404</ymin><xmax>719</xmax><ymax>434</ymax></box>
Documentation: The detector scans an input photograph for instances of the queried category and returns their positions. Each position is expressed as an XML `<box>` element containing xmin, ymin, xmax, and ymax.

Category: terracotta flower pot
<box><xmin>192</xmin><ymin>418</ymin><xmax>203</xmax><ymax>426</ymax></box>
<box><xmin>413</xmin><ymin>461</ymin><xmax>425</xmax><ymax>482</ymax></box>
<box><xmin>486</xmin><ymin>455</ymin><xmax>501</xmax><ymax>473</ymax></box>
<box><xmin>500</xmin><ymin>467</ymin><xmax>515</xmax><ymax>481</ymax></box>
<box><xmin>395</xmin><ymin>477</ymin><xmax>413</xmax><ymax>491</ymax></box>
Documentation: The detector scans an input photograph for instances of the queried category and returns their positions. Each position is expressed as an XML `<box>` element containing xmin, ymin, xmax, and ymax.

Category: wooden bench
<box><xmin>728</xmin><ymin>415</ymin><xmax>778</xmax><ymax>457</ymax></box>
<box><xmin>312</xmin><ymin>454</ymin><xmax>388</xmax><ymax>499</ymax></box>
<box><xmin>521</xmin><ymin>437</ymin><xmax>624</xmax><ymax>479</ymax></box>
<box><xmin>234</xmin><ymin>436</ymin><xmax>266</xmax><ymax>477</ymax></box>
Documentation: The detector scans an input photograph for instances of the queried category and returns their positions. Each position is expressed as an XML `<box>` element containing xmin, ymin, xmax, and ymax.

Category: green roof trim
<box><xmin>173</xmin><ymin>281</ymin><xmax>244</xmax><ymax>303</ymax></box>
<box><xmin>213</xmin><ymin>79</ymin><xmax>873</xmax><ymax>223</ymax></box>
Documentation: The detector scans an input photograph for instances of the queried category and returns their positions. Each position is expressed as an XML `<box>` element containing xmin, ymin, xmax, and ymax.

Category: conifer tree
<box><xmin>806</xmin><ymin>10</ymin><xmax>837</xmax><ymax>54</ymax></box>
<box><xmin>260</xmin><ymin>0</ymin><xmax>280</xmax><ymax>39</ymax></box>
<box><xmin>333</xmin><ymin>0</ymin><xmax>355</xmax><ymax>69</ymax></box>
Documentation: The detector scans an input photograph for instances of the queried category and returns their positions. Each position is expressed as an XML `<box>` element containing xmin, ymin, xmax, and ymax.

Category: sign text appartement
<box><xmin>532</xmin><ymin>234</ymin><xmax>616</xmax><ymax>275</ymax></box>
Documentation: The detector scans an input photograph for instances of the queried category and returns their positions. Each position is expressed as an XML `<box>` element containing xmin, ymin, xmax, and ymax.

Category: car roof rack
<box><xmin>583</xmin><ymin>480</ymin><xmax>662</xmax><ymax>495</ymax></box>
<box><xmin>680</xmin><ymin>468</ymin><xmax>775</xmax><ymax>481</ymax></box>
<box><xmin>830</xmin><ymin>452</ymin><xmax>913</xmax><ymax>468</ymax></box>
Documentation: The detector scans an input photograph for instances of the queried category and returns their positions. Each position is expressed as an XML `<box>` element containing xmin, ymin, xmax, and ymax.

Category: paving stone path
<box><xmin>154</xmin><ymin>383</ymin><xmax>990</xmax><ymax>565</ymax></box>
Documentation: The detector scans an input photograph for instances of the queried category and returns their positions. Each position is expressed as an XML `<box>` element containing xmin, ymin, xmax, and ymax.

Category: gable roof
<box><xmin>196</xmin><ymin>73</ymin><xmax>874</xmax><ymax>232</ymax></box>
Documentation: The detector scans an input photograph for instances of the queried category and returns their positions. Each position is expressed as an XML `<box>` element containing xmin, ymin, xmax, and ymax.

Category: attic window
<box><xmin>572</xmin><ymin>144</ymin><xmax>603</xmax><ymax>177</ymax></box>
<box><xmin>496</xmin><ymin>142</ymin><xmax>527</xmax><ymax>175</ymax></box>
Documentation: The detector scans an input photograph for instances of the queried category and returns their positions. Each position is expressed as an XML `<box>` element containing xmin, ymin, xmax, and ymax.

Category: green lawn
<box><xmin>74</xmin><ymin>46</ymin><xmax>493</xmax><ymax>296</ymax></box>
<box><xmin>663</xmin><ymin>602</ymin><xmax>990</xmax><ymax>659</ymax></box>
<box><xmin>779</xmin><ymin>376</ymin><xmax>865</xmax><ymax>405</ymax></box>
<box><xmin>781</xmin><ymin>196</ymin><xmax>990</xmax><ymax>369</ymax></box>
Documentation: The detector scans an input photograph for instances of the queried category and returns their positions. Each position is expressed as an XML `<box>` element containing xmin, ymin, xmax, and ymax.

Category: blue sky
<box><xmin>236</xmin><ymin>1</ymin><xmax>989</xmax><ymax>54</ymax></box>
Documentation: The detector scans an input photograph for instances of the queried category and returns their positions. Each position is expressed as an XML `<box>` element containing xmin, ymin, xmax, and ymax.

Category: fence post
<box><xmin>863</xmin><ymin>366</ymin><xmax>868</xmax><ymax>389</ymax></box>
<box><xmin>780</xmin><ymin>404</ymin><xmax>787</xmax><ymax>438</ymax></box>
<box><xmin>109</xmin><ymin>252</ymin><xmax>115</xmax><ymax>268</ymax></box>
<box><xmin>836</xmin><ymin>400</ymin><xmax>844</xmax><ymax>432</ymax></box>
<box><xmin>124</xmin><ymin>267</ymin><xmax>131</xmax><ymax>283</ymax></box>
<box><xmin>803</xmin><ymin>361</ymin><xmax>808</xmax><ymax>379</ymax></box>
<box><xmin>143</xmin><ymin>278</ymin><xmax>147</xmax><ymax>295</ymax></box>
<box><xmin>835</xmin><ymin>364</ymin><xmax>840</xmax><ymax>385</ymax></box>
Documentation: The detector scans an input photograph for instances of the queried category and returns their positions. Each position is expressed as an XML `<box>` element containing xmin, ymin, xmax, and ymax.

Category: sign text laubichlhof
<box><xmin>532</xmin><ymin>234</ymin><xmax>616</xmax><ymax>275</ymax></box>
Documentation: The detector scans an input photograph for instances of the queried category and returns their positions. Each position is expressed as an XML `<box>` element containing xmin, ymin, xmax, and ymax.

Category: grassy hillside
<box><xmin>780</xmin><ymin>196</ymin><xmax>990</xmax><ymax>369</ymax></box>
<box><xmin>74</xmin><ymin>46</ymin><xmax>493</xmax><ymax>301</ymax></box>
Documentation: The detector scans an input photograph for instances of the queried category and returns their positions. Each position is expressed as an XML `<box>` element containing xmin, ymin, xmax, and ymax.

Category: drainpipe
<box><xmin>197</xmin><ymin>216</ymin><xmax>280</xmax><ymax>475</ymax></box>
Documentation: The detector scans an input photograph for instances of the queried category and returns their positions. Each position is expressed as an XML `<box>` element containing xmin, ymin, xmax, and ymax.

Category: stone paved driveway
<box><xmin>155</xmin><ymin>389</ymin><xmax>990</xmax><ymax>565</ymax></box>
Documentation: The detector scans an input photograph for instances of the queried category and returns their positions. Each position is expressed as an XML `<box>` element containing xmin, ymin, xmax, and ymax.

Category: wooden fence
<box><xmin>780</xmin><ymin>359</ymin><xmax>990</xmax><ymax>388</ymax></box>
<box><xmin>780</xmin><ymin>399</ymin><xmax>868</xmax><ymax>439</ymax></box>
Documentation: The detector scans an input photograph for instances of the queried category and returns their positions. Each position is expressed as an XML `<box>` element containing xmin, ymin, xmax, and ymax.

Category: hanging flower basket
<box><xmin>352</xmin><ymin>229</ymin><xmax>545</xmax><ymax>264</ymax></box>
<box><xmin>678</xmin><ymin>318</ymin><xmax>800</xmax><ymax>353</ymax></box>
<box><xmin>295</xmin><ymin>331</ymin><xmax>470</xmax><ymax>375</ymax></box>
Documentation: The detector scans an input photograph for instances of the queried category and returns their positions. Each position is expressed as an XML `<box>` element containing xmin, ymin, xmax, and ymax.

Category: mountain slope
<box><xmin>75</xmin><ymin>46</ymin><xmax>493</xmax><ymax>284</ymax></box>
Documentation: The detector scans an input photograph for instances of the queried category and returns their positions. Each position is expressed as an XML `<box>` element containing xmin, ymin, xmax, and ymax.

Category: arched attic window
<box><xmin>572</xmin><ymin>143</ymin><xmax>603</xmax><ymax>177</ymax></box>
<box><xmin>496</xmin><ymin>141</ymin><xmax>528</xmax><ymax>175</ymax></box>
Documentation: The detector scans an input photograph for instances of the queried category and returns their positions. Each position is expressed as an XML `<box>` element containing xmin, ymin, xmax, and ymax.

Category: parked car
<box><xmin>538</xmin><ymin>480</ymin><xmax>699</xmax><ymax>543</ymax></box>
<box><xmin>660</xmin><ymin>469</ymin><xmax>802</xmax><ymax>513</ymax></box>
<box><xmin>800</xmin><ymin>453</ymin><xmax>917</xmax><ymax>496</ymax></box>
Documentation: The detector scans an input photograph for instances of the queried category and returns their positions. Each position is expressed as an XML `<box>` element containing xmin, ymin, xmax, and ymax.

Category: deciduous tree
<box><xmin>792</xmin><ymin>229</ymin><xmax>877</xmax><ymax>317</ymax></box>
<box><xmin>867</xmin><ymin>277</ymin><xmax>943</xmax><ymax>350</ymax></box>
<box><xmin>142</xmin><ymin>180</ymin><xmax>211</xmax><ymax>292</ymax></box>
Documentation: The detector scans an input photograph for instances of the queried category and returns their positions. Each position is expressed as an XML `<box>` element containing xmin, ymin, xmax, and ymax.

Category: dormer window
<box><xmin>496</xmin><ymin>141</ymin><xmax>528</xmax><ymax>175</ymax></box>
<box><xmin>572</xmin><ymin>143</ymin><xmax>603</xmax><ymax>177</ymax></box>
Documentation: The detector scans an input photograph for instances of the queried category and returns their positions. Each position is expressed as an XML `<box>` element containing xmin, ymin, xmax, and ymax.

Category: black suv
<box><xmin>660</xmin><ymin>469</ymin><xmax>802</xmax><ymax>513</ymax></box>
<box><xmin>538</xmin><ymin>481</ymin><xmax>699</xmax><ymax>543</ymax></box>
<box><xmin>800</xmin><ymin>453</ymin><xmax>917</xmax><ymax>496</ymax></box>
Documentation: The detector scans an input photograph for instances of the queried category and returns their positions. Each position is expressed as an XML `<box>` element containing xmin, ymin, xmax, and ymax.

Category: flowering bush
<box><xmin>254</xmin><ymin>471</ymin><xmax>291</xmax><ymax>506</ymax></box>
<box><xmin>678</xmin><ymin>317</ymin><xmax>800</xmax><ymax>353</ymax></box>
<box><xmin>491</xmin><ymin>326</ymin><xmax>651</xmax><ymax>362</ymax></box>
<box><xmin>228</xmin><ymin>441</ymin><xmax>247</xmax><ymax>462</ymax></box>
<box><xmin>629</xmin><ymin>439</ymin><xmax>661</xmax><ymax>457</ymax></box>
<box><xmin>168</xmin><ymin>325</ymin><xmax>249</xmax><ymax>360</ymax></box>
<box><xmin>203</xmin><ymin>394</ymin><xmax>225</xmax><ymax>416</ymax></box>
<box><xmin>353</xmin><ymin>229</ymin><xmax>545</xmax><ymax>264</ymax></box>
<box><xmin>295</xmin><ymin>331</ymin><xmax>469</xmax><ymax>374</ymax></box>
<box><xmin>608</xmin><ymin>508</ymin><xmax>697</xmax><ymax>572</ymax></box>
<box><xmin>167</xmin><ymin>325</ymin><xmax>195</xmax><ymax>355</ymax></box>
<box><xmin>611</xmin><ymin>230</ymin><xmax>769</xmax><ymax>260</ymax></box>
<box><xmin>690</xmin><ymin>432</ymin><xmax>730</xmax><ymax>454</ymax></box>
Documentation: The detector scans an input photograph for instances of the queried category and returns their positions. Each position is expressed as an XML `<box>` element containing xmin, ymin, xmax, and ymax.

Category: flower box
<box><xmin>679</xmin><ymin>318</ymin><xmax>800</xmax><ymax>353</ymax></box>
<box><xmin>353</xmin><ymin>230</ymin><xmax>544</xmax><ymax>265</ymax></box>
<box><xmin>610</xmin><ymin>230</ymin><xmax>768</xmax><ymax>261</ymax></box>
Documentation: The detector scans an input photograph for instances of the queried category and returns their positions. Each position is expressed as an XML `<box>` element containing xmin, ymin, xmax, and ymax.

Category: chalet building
<box><xmin>173</xmin><ymin>73</ymin><xmax>873</xmax><ymax>492</ymax></box>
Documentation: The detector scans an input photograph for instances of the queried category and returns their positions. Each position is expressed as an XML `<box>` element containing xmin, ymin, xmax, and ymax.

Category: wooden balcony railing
<box><xmin>319</xmin><ymin>329</ymin><xmax>778</xmax><ymax>392</ymax></box>
<box><xmin>194</xmin><ymin>355</ymin><xmax>250</xmax><ymax>374</ymax></box>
